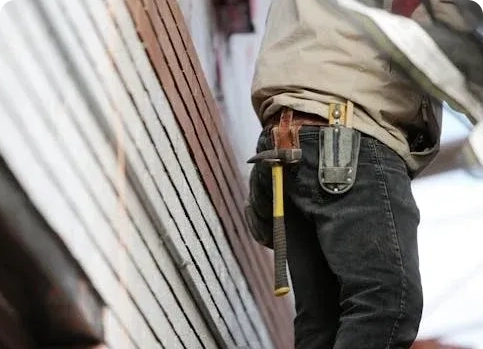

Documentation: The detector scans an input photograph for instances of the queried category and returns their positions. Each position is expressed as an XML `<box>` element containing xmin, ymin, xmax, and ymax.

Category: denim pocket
<box><xmin>246</xmin><ymin>130</ymin><xmax>276</xmax><ymax>249</ymax></box>
<box><xmin>245</xmin><ymin>164</ymin><xmax>273</xmax><ymax>249</ymax></box>
<box><xmin>256</xmin><ymin>128</ymin><xmax>273</xmax><ymax>153</ymax></box>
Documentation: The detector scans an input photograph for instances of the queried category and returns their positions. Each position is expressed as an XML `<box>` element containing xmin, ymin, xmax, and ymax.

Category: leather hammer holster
<box><xmin>271</xmin><ymin>108</ymin><xmax>301</xmax><ymax>151</ymax></box>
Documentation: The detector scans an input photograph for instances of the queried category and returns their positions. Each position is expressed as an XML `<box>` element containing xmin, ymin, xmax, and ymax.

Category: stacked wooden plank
<box><xmin>125</xmin><ymin>0</ymin><xmax>294</xmax><ymax>347</ymax></box>
<box><xmin>0</xmin><ymin>0</ymin><xmax>291</xmax><ymax>347</ymax></box>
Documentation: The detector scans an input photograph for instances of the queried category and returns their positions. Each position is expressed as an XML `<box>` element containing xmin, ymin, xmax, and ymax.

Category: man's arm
<box><xmin>320</xmin><ymin>0</ymin><xmax>483</xmax><ymax>172</ymax></box>
<box><xmin>323</xmin><ymin>0</ymin><xmax>483</xmax><ymax>124</ymax></box>
<box><xmin>464</xmin><ymin>122</ymin><xmax>483</xmax><ymax>175</ymax></box>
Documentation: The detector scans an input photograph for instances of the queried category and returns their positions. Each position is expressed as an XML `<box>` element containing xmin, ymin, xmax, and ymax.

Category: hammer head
<box><xmin>247</xmin><ymin>149</ymin><xmax>302</xmax><ymax>164</ymax></box>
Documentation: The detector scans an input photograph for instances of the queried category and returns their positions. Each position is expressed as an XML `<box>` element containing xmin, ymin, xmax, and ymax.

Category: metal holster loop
<box><xmin>319</xmin><ymin>102</ymin><xmax>360</xmax><ymax>194</ymax></box>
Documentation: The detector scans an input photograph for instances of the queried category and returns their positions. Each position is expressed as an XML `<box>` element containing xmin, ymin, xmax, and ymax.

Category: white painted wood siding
<box><xmin>0</xmin><ymin>0</ymin><xmax>273</xmax><ymax>348</ymax></box>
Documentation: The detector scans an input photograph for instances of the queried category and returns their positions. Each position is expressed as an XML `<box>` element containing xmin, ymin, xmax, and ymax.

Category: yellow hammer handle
<box><xmin>272</xmin><ymin>164</ymin><xmax>290</xmax><ymax>297</ymax></box>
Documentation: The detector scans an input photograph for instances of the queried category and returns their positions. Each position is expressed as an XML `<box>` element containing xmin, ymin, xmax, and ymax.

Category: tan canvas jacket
<box><xmin>252</xmin><ymin>0</ymin><xmax>469</xmax><ymax>177</ymax></box>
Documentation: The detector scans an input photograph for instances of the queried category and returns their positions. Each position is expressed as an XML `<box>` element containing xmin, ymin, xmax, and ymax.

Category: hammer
<box><xmin>248</xmin><ymin>148</ymin><xmax>302</xmax><ymax>297</ymax></box>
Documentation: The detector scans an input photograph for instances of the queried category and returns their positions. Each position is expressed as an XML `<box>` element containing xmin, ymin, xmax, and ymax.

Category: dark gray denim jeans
<box><xmin>251</xmin><ymin>126</ymin><xmax>423</xmax><ymax>349</ymax></box>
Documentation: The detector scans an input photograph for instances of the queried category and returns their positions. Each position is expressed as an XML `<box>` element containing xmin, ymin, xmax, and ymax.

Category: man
<box><xmin>245</xmin><ymin>0</ymin><xmax>478</xmax><ymax>348</ymax></box>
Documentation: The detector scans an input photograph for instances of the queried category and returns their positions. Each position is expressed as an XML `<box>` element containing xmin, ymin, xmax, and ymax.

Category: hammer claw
<box><xmin>247</xmin><ymin>148</ymin><xmax>302</xmax><ymax>164</ymax></box>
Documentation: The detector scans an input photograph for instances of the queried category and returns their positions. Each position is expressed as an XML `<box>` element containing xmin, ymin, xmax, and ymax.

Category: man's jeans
<box><xmin>251</xmin><ymin>126</ymin><xmax>423</xmax><ymax>348</ymax></box>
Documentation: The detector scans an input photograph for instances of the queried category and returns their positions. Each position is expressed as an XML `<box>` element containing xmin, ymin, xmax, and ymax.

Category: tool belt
<box><xmin>244</xmin><ymin>102</ymin><xmax>361</xmax><ymax>297</ymax></box>
<box><xmin>263</xmin><ymin>110</ymin><xmax>330</xmax><ymax>129</ymax></box>
<box><xmin>264</xmin><ymin>102</ymin><xmax>361</xmax><ymax>194</ymax></box>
